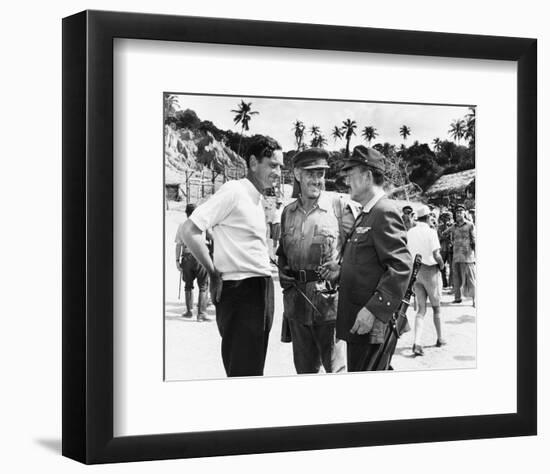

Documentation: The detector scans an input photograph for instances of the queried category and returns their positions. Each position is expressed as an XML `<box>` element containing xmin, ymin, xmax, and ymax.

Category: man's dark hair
<box><xmin>244</xmin><ymin>136</ymin><xmax>281</xmax><ymax>168</ymax></box>
<box><xmin>417</xmin><ymin>214</ymin><xmax>430</xmax><ymax>223</ymax></box>
<box><xmin>359</xmin><ymin>164</ymin><xmax>385</xmax><ymax>186</ymax></box>
<box><xmin>185</xmin><ymin>203</ymin><xmax>197</xmax><ymax>217</ymax></box>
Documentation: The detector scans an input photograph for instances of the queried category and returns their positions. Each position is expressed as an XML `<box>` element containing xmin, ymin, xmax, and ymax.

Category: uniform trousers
<box><xmin>346</xmin><ymin>341</ymin><xmax>384</xmax><ymax>372</ymax></box>
<box><xmin>452</xmin><ymin>262</ymin><xmax>476</xmax><ymax>300</ymax></box>
<box><xmin>288</xmin><ymin>320</ymin><xmax>345</xmax><ymax>374</ymax></box>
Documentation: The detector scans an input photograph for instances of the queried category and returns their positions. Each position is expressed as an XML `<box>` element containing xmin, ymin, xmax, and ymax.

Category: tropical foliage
<box><xmin>164</xmin><ymin>94</ymin><xmax>181</xmax><ymax>118</ymax></box>
<box><xmin>164</xmin><ymin>98</ymin><xmax>476</xmax><ymax>194</ymax></box>
<box><xmin>399</xmin><ymin>125</ymin><xmax>411</xmax><ymax>142</ymax></box>
<box><xmin>292</xmin><ymin>120</ymin><xmax>306</xmax><ymax>151</ymax></box>
<box><xmin>331</xmin><ymin>126</ymin><xmax>343</xmax><ymax>143</ymax></box>
<box><xmin>231</xmin><ymin>100</ymin><xmax>259</xmax><ymax>156</ymax></box>
<box><xmin>448</xmin><ymin>119</ymin><xmax>466</xmax><ymax>144</ymax></box>
<box><xmin>341</xmin><ymin>119</ymin><xmax>357</xmax><ymax>157</ymax></box>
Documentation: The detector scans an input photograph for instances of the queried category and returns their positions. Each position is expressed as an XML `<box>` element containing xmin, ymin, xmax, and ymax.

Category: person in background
<box><xmin>270</xmin><ymin>197</ymin><xmax>284</xmax><ymax>255</ymax></box>
<box><xmin>178</xmin><ymin>136</ymin><xmax>284</xmax><ymax>377</ymax></box>
<box><xmin>438</xmin><ymin>210</ymin><xmax>454</xmax><ymax>289</ymax></box>
<box><xmin>450</xmin><ymin>204</ymin><xmax>476</xmax><ymax>306</ymax></box>
<box><xmin>175</xmin><ymin>203</ymin><xmax>211</xmax><ymax>321</ymax></box>
<box><xmin>429</xmin><ymin>205</ymin><xmax>439</xmax><ymax>229</ymax></box>
<box><xmin>407</xmin><ymin>205</ymin><xmax>446</xmax><ymax>356</ymax></box>
<box><xmin>402</xmin><ymin>205</ymin><xmax>416</xmax><ymax>230</ymax></box>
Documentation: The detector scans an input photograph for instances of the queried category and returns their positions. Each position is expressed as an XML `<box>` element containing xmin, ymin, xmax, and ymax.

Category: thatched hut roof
<box><xmin>425</xmin><ymin>169</ymin><xmax>475</xmax><ymax>197</ymax></box>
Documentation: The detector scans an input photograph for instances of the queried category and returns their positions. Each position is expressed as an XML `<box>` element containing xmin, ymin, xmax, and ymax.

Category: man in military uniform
<box><xmin>175</xmin><ymin>203</ymin><xmax>211</xmax><ymax>321</ymax></box>
<box><xmin>438</xmin><ymin>210</ymin><xmax>454</xmax><ymax>288</ymax></box>
<box><xmin>277</xmin><ymin>148</ymin><xmax>359</xmax><ymax>374</ymax></box>
<box><xmin>450</xmin><ymin>204</ymin><xmax>476</xmax><ymax>306</ymax></box>
<box><xmin>330</xmin><ymin>145</ymin><xmax>412</xmax><ymax>371</ymax></box>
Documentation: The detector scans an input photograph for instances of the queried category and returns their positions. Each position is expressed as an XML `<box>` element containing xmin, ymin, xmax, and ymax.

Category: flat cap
<box><xmin>293</xmin><ymin>147</ymin><xmax>330</xmax><ymax>169</ymax></box>
<box><xmin>416</xmin><ymin>205</ymin><xmax>431</xmax><ymax>218</ymax></box>
<box><xmin>341</xmin><ymin>145</ymin><xmax>386</xmax><ymax>172</ymax></box>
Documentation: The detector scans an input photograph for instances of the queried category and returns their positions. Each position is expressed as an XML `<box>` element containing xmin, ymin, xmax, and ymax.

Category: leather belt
<box><xmin>288</xmin><ymin>269</ymin><xmax>320</xmax><ymax>283</ymax></box>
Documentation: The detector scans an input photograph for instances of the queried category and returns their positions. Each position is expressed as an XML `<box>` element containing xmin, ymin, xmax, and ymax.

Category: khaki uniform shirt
<box><xmin>277</xmin><ymin>192</ymin><xmax>358</xmax><ymax>325</ymax></box>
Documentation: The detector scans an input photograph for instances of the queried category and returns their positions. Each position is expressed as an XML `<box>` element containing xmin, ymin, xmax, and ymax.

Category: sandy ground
<box><xmin>165</xmin><ymin>210</ymin><xmax>476</xmax><ymax>381</ymax></box>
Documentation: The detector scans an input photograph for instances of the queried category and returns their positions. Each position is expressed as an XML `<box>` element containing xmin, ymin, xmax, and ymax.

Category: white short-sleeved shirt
<box><xmin>190</xmin><ymin>179</ymin><xmax>271</xmax><ymax>280</ymax></box>
<box><xmin>271</xmin><ymin>204</ymin><xmax>283</xmax><ymax>224</ymax></box>
<box><xmin>175</xmin><ymin>221</ymin><xmax>207</xmax><ymax>252</ymax></box>
<box><xmin>407</xmin><ymin>221</ymin><xmax>441</xmax><ymax>266</ymax></box>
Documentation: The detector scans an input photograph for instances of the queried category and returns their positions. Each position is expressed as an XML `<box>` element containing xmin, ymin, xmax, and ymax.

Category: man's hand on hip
<box><xmin>350</xmin><ymin>307</ymin><xmax>376</xmax><ymax>335</ymax></box>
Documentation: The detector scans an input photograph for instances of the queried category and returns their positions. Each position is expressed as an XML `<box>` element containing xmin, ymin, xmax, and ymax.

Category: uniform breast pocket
<box><xmin>351</xmin><ymin>230</ymin><xmax>376</xmax><ymax>265</ymax></box>
<box><xmin>282</xmin><ymin>225</ymin><xmax>296</xmax><ymax>247</ymax></box>
<box><xmin>312</xmin><ymin>225</ymin><xmax>337</xmax><ymax>263</ymax></box>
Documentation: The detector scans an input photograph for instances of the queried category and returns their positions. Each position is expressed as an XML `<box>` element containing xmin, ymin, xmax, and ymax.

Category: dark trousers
<box><xmin>346</xmin><ymin>341</ymin><xmax>383</xmax><ymax>372</ymax></box>
<box><xmin>216</xmin><ymin>276</ymin><xmax>274</xmax><ymax>377</ymax></box>
<box><xmin>288</xmin><ymin>320</ymin><xmax>345</xmax><ymax>374</ymax></box>
<box><xmin>440</xmin><ymin>250</ymin><xmax>452</xmax><ymax>288</ymax></box>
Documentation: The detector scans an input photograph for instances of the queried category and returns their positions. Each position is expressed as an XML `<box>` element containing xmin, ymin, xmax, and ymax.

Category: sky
<box><xmin>168</xmin><ymin>93</ymin><xmax>473</xmax><ymax>152</ymax></box>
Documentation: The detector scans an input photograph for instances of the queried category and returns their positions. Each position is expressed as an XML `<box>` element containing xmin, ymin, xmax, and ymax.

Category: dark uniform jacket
<box><xmin>336</xmin><ymin>196</ymin><xmax>412</xmax><ymax>344</ymax></box>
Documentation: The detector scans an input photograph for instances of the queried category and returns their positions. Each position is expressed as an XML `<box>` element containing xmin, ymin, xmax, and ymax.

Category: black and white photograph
<box><xmin>164</xmin><ymin>93</ymin><xmax>477</xmax><ymax>381</ymax></box>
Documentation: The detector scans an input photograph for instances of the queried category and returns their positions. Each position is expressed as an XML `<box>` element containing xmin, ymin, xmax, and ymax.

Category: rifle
<box><xmin>365</xmin><ymin>254</ymin><xmax>423</xmax><ymax>371</ymax></box>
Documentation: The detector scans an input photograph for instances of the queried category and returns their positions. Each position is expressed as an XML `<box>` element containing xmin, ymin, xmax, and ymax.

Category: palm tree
<box><xmin>292</xmin><ymin>120</ymin><xmax>306</xmax><ymax>150</ymax></box>
<box><xmin>309</xmin><ymin>125</ymin><xmax>321</xmax><ymax>137</ymax></box>
<box><xmin>311</xmin><ymin>133</ymin><xmax>328</xmax><ymax>148</ymax></box>
<box><xmin>341</xmin><ymin>119</ymin><xmax>357</xmax><ymax>157</ymax></box>
<box><xmin>231</xmin><ymin>100</ymin><xmax>259</xmax><ymax>156</ymax></box>
<box><xmin>464</xmin><ymin>107</ymin><xmax>476</xmax><ymax>147</ymax></box>
<box><xmin>361</xmin><ymin>126</ymin><xmax>379</xmax><ymax>146</ymax></box>
<box><xmin>448</xmin><ymin>119</ymin><xmax>466</xmax><ymax>145</ymax></box>
<box><xmin>164</xmin><ymin>94</ymin><xmax>180</xmax><ymax>117</ymax></box>
<box><xmin>432</xmin><ymin>137</ymin><xmax>442</xmax><ymax>153</ymax></box>
<box><xmin>331</xmin><ymin>125</ymin><xmax>343</xmax><ymax>144</ymax></box>
<box><xmin>399</xmin><ymin>125</ymin><xmax>411</xmax><ymax>143</ymax></box>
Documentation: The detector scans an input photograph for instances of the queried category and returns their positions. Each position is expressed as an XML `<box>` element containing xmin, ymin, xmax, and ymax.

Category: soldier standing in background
<box><xmin>175</xmin><ymin>203</ymin><xmax>211</xmax><ymax>321</ymax></box>
<box><xmin>450</xmin><ymin>204</ymin><xmax>476</xmax><ymax>307</ymax></box>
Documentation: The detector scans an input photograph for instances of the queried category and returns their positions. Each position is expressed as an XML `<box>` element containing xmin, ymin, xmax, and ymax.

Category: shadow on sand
<box><xmin>446</xmin><ymin>314</ymin><xmax>476</xmax><ymax>325</ymax></box>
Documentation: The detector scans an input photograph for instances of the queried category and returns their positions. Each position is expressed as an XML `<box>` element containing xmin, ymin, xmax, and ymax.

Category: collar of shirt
<box><xmin>242</xmin><ymin>178</ymin><xmax>264</xmax><ymax>204</ymax></box>
<box><xmin>287</xmin><ymin>191</ymin><xmax>331</xmax><ymax>214</ymax></box>
<box><xmin>361</xmin><ymin>189</ymin><xmax>385</xmax><ymax>214</ymax></box>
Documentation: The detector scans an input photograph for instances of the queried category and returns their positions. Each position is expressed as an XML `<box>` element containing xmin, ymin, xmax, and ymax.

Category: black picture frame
<box><xmin>62</xmin><ymin>10</ymin><xmax>537</xmax><ymax>464</ymax></box>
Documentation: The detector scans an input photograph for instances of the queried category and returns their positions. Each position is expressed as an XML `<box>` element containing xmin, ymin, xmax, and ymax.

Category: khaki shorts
<box><xmin>413</xmin><ymin>264</ymin><xmax>442</xmax><ymax>307</ymax></box>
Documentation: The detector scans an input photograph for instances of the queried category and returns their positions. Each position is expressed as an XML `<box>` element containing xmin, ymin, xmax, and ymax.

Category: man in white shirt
<box><xmin>407</xmin><ymin>205</ymin><xmax>446</xmax><ymax>356</ymax></box>
<box><xmin>178</xmin><ymin>136</ymin><xmax>284</xmax><ymax>377</ymax></box>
